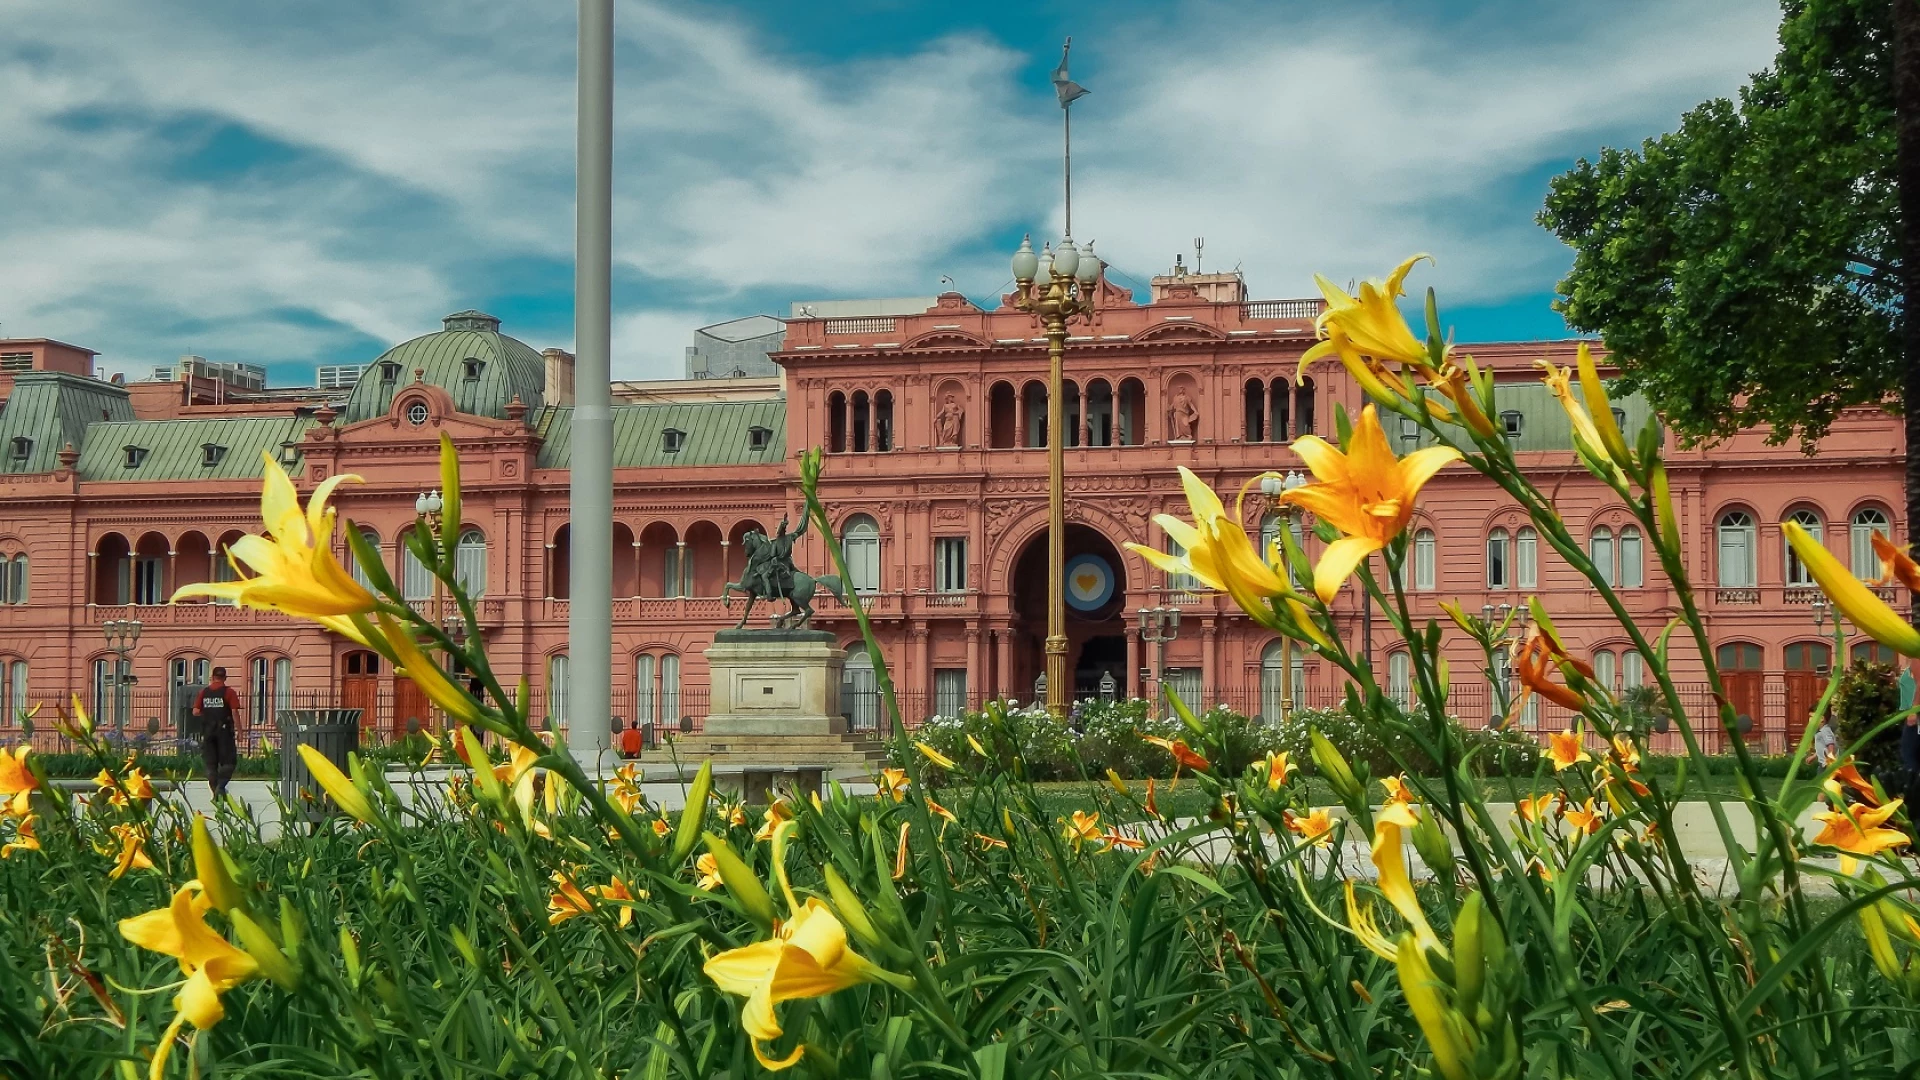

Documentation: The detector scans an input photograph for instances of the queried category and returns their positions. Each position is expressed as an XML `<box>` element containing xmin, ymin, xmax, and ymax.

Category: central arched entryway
<box><xmin>1009</xmin><ymin>524</ymin><xmax>1129</xmax><ymax>699</ymax></box>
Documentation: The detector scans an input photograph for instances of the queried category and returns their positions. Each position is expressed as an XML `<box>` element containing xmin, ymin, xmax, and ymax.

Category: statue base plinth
<box><xmin>705</xmin><ymin>629</ymin><xmax>846</xmax><ymax>737</ymax></box>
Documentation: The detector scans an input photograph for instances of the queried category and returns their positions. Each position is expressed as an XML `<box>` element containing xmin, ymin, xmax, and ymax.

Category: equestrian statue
<box><xmin>723</xmin><ymin>515</ymin><xmax>845</xmax><ymax>629</ymax></box>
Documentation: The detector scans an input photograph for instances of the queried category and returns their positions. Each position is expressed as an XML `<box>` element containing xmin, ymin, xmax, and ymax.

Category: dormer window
<box><xmin>123</xmin><ymin>445</ymin><xmax>149</xmax><ymax>469</ymax></box>
<box><xmin>278</xmin><ymin>442</ymin><xmax>300</xmax><ymax>466</ymax></box>
<box><xmin>201</xmin><ymin>443</ymin><xmax>227</xmax><ymax>468</ymax></box>
<box><xmin>7</xmin><ymin>437</ymin><xmax>29</xmax><ymax>462</ymax></box>
<box><xmin>662</xmin><ymin>428</ymin><xmax>686</xmax><ymax>454</ymax></box>
<box><xmin>1611</xmin><ymin>407</ymin><xmax>1627</xmax><ymax>431</ymax></box>
<box><xmin>380</xmin><ymin>361</ymin><xmax>402</xmax><ymax>384</ymax></box>
<box><xmin>748</xmin><ymin>426</ymin><xmax>771</xmax><ymax>451</ymax></box>
<box><xmin>1500</xmin><ymin>410</ymin><xmax>1523</xmax><ymax>440</ymax></box>
<box><xmin>463</xmin><ymin>357</ymin><xmax>485</xmax><ymax>381</ymax></box>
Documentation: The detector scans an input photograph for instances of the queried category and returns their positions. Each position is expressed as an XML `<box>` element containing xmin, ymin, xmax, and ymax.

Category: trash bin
<box><xmin>279</xmin><ymin>708</ymin><xmax>363</xmax><ymax>820</ymax></box>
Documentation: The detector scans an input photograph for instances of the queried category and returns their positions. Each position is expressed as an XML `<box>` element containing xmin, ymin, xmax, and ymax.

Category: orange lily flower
<box><xmin>1103</xmin><ymin>830</ymin><xmax>1147</xmax><ymax>852</ymax></box>
<box><xmin>1063</xmin><ymin>810</ymin><xmax>1104</xmax><ymax>850</ymax></box>
<box><xmin>1872</xmin><ymin>532</ymin><xmax>1920</xmax><ymax>593</ymax></box>
<box><xmin>1812</xmin><ymin>800</ymin><xmax>1910</xmax><ymax>857</ymax></box>
<box><xmin>651</xmin><ymin>819</ymin><xmax>671</xmax><ymax>838</ymax></box>
<box><xmin>1547</xmin><ymin>730</ymin><xmax>1592</xmax><ymax>772</ymax></box>
<box><xmin>1563</xmin><ymin>798</ymin><xmax>1604</xmax><ymax>835</ymax></box>
<box><xmin>1515</xmin><ymin>794</ymin><xmax>1557</xmax><ymax>825</ymax></box>
<box><xmin>0</xmin><ymin>746</ymin><xmax>37</xmax><ymax>818</ymax></box>
<box><xmin>1279</xmin><ymin>405</ymin><xmax>1462</xmax><ymax>603</ymax></box>
<box><xmin>1262</xmin><ymin>751</ymin><xmax>1295</xmax><ymax>790</ymax></box>
<box><xmin>925</xmin><ymin>795</ymin><xmax>958</xmax><ymax>833</ymax></box>
<box><xmin>1145</xmin><ymin>735</ymin><xmax>1211</xmax><ymax>772</ymax></box>
<box><xmin>876</xmin><ymin>768</ymin><xmax>910</xmax><ymax>803</ymax></box>
<box><xmin>975</xmin><ymin>833</ymin><xmax>1008</xmax><ymax>851</ymax></box>
<box><xmin>695</xmin><ymin>852</ymin><xmax>723</xmax><ymax>891</ymax></box>
<box><xmin>1285</xmin><ymin>807</ymin><xmax>1337</xmax><ymax>847</ymax></box>
<box><xmin>108</xmin><ymin>823</ymin><xmax>155</xmax><ymax>879</ymax></box>
<box><xmin>1514</xmin><ymin>631</ymin><xmax>1590</xmax><ymax>717</ymax></box>
<box><xmin>1826</xmin><ymin>759</ymin><xmax>1882</xmax><ymax>804</ymax></box>
<box><xmin>0</xmin><ymin>815</ymin><xmax>38</xmax><ymax>858</ymax></box>
<box><xmin>756</xmin><ymin>799</ymin><xmax>794</xmax><ymax>843</ymax></box>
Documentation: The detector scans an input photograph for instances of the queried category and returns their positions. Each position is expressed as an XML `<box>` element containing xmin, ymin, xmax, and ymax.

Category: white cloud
<box><xmin>0</xmin><ymin>0</ymin><xmax>1784</xmax><ymax>381</ymax></box>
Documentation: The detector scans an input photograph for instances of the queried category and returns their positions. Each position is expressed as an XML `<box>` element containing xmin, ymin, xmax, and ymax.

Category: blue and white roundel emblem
<box><xmin>1064</xmin><ymin>554</ymin><xmax>1116</xmax><ymax>611</ymax></box>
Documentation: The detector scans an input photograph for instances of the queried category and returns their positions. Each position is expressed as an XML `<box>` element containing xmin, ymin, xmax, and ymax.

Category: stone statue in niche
<box><xmin>1167</xmin><ymin>388</ymin><xmax>1200</xmax><ymax>442</ymax></box>
<box><xmin>934</xmin><ymin>394</ymin><xmax>964</xmax><ymax>447</ymax></box>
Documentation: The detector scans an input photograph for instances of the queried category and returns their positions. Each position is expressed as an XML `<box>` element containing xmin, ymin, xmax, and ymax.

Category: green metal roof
<box><xmin>340</xmin><ymin>311</ymin><xmax>546</xmax><ymax>423</ymax></box>
<box><xmin>0</xmin><ymin>373</ymin><xmax>135</xmax><ymax>474</ymax></box>
<box><xmin>1406</xmin><ymin>383</ymin><xmax>1660</xmax><ymax>455</ymax></box>
<box><xmin>75</xmin><ymin>416</ymin><xmax>316</xmax><ymax>482</ymax></box>
<box><xmin>535</xmin><ymin>399</ymin><xmax>786</xmax><ymax>469</ymax></box>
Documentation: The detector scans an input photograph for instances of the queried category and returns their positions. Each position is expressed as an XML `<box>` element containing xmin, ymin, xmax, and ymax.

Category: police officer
<box><xmin>194</xmin><ymin>667</ymin><xmax>241</xmax><ymax>800</ymax></box>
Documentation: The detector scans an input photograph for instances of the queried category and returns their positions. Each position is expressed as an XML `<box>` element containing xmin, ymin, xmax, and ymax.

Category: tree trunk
<box><xmin>1898</xmin><ymin>0</ymin><xmax>1920</xmax><ymax>617</ymax></box>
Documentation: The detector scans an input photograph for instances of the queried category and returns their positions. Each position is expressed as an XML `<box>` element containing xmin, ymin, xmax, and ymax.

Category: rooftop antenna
<box><xmin>1193</xmin><ymin>237</ymin><xmax>1204</xmax><ymax>274</ymax></box>
<box><xmin>1052</xmin><ymin>37</ymin><xmax>1091</xmax><ymax>238</ymax></box>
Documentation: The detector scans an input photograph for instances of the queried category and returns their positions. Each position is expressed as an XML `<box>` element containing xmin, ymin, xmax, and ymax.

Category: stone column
<box><xmin>964</xmin><ymin>625</ymin><xmax>981</xmax><ymax>709</ymax></box>
<box><xmin>1201</xmin><ymin>617</ymin><xmax>1217</xmax><ymax>699</ymax></box>
<box><xmin>994</xmin><ymin>626</ymin><xmax>1013</xmax><ymax>699</ymax></box>
<box><xmin>912</xmin><ymin>622</ymin><xmax>930</xmax><ymax>713</ymax></box>
<box><xmin>1125</xmin><ymin>627</ymin><xmax>1140</xmax><ymax>700</ymax></box>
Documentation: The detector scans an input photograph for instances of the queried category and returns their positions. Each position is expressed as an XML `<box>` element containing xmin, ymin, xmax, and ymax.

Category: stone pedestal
<box><xmin>704</xmin><ymin>628</ymin><xmax>846</xmax><ymax>737</ymax></box>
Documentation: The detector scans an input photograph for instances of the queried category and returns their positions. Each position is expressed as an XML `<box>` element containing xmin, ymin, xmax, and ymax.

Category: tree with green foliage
<box><xmin>1541</xmin><ymin>0</ymin><xmax>1898</xmax><ymax>453</ymax></box>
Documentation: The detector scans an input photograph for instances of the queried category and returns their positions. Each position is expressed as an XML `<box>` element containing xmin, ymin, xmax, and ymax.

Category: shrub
<box><xmin>1834</xmin><ymin>659</ymin><xmax>1901</xmax><ymax>776</ymax></box>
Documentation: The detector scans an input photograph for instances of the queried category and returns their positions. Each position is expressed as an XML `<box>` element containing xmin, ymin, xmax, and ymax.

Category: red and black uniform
<box><xmin>195</xmin><ymin>684</ymin><xmax>241</xmax><ymax>797</ymax></box>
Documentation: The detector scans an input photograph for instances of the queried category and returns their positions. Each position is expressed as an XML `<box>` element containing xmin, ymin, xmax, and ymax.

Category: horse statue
<box><xmin>723</xmin><ymin>515</ymin><xmax>845</xmax><ymax>630</ymax></box>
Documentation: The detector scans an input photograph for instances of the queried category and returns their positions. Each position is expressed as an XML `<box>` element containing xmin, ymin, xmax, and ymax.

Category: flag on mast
<box><xmin>1053</xmin><ymin>37</ymin><xmax>1089</xmax><ymax>108</ymax></box>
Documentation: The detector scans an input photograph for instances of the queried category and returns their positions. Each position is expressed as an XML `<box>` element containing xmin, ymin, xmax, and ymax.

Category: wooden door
<box><xmin>394</xmin><ymin>678</ymin><xmax>428</xmax><ymax>738</ymax></box>
<box><xmin>1716</xmin><ymin>643</ymin><xmax>1765</xmax><ymax>750</ymax></box>
<box><xmin>1782</xmin><ymin>642</ymin><xmax>1832</xmax><ymax>750</ymax></box>
<box><xmin>341</xmin><ymin>652</ymin><xmax>381</xmax><ymax>730</ymax></box>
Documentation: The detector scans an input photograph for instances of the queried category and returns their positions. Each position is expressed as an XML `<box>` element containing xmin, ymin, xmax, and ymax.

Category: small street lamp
<box><xmin>102</xmin><ymin>618</ymin><xmax>142</xmax><ymax>737</ymax></box>
<box><xmin>1137</xmin><ymin>606</ymin><xmax>1181</xmax><ymax>719</ymax></box>
<box><xmin>1258</xmin><ymin>470</ymin><xmax>1308</xmax><ymax>720</ymax></box>
<box><xmin>1811</xmin><ymin>597</ymin><xmax>1831</xmax><ymax>632</ymax></box>
<box><xmin>1011</xmin><ymin>233</ymin><xmax>1100</xmax><ymax>721</ymax></box>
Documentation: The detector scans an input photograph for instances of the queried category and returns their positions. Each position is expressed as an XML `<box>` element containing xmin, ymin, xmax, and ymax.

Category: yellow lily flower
<box><xmin>1812</xmin><ymin>800</ymin><xmax>1910</xmax><ymax>857</ymax></box>
<box><xmin>109</xmin><ymin>823</ymin><xmax>156</xmax><ymax>879</ymax></box>
<box><xmin>94</xmin><ymin>765</ymin><xmax>156</xmax><ymax>809</ymax></box>
<box><xmin>1396</xmin><ymin>935</ymin><xmax>1476</xmax><ymax>1080</ymax></box>
<box><xmin>1370</xmin><ymin>811</ymin><xmax>1444</xmax><ymax>957</ymax></box>
<box><xmin>728</xmin><ymin>804</ymin><xmax>748</xmax><ymax>828</ymax></box>
<box><xmin>1514</xmin><ymin>794</ymin><xmax>1557</xmax><ymax>825</ymax></box>
<box><xmin>1547</xmin><ymin>730</ymin><xmax>1592</xmax><ymax>772</ymax></box>
<box><xmin>1064</xmin><ymin>809</ymin><xmax>1104</xmax><ymax>850</ymax></box>
<box><xmin>1263</xmin><ymin>751</ymin><xmax>1294</xmax><ymax>791</ymax></box>
<box><xmin>1123</xmin><ymin>467</ymin><xmax>1290</xmax><ymax>609</ymax></box>
<box><xmin>703</xmin><ymin>897</ymin><xmax>904</xmax><ymax>1070</ymax></box>
<box><xmin>170</xmin><ymin>453</ymin><xmax>377</xmax><ymax>620</ymax></box>
<box><xmin>966</xmin><ymin>733</ymin><xmax>988</xmax><ymax>756</ymax></box>
<box><xmin>1871</xmin><ymin>532</ymin><xmax>1920</xmax><ymax>592</ymax></box>
<box><xmin>1576</xmin><ymin>344</ymin><xmax>1633</xmax><ymax>466</ymax></box>
<box><xmin>1343</xmin><ymin>880</ymin><xmax>1399</xmax><ymax>961</ymax></box>
<box><xmin>119</xmin><ymin>880</ymin><xmax>261</xmax><ymax>1079</ymax></box>
<box><xmin>1281</xmin><ymin>405</ymin><xmax>1462</xmax><ymax>602</ymax></box>
<box><xmin>1298</xmin><ymin>256</ymin><xmax>1433</xmax><ymax>411</ymax></box>
<box><xmin>0</xmin><ymin>745</ymin><xmax>37</xmax><ymax>818</ymax></box>
<box><xmin>1285</xmin><ymin>807</ymin><xmax>1335</xmax><ymax>847</ymax></box>
<box><xmin>875</xmin><ymin>768</ymin><xmax>909</xmax><ymax>803</ymax></box>
<box><xmin>914</xmin><ymin>741</ymin><xmax>955</xmax><ymax>770</ymax></box>
<box><xmin>755</xmin><ymin>799</ymin><xmax>793</xmax><ymax>844</ymax></box>
<box><xmin>924</xmin><ymin>795</ymin><xmax>959</xmax><ymax>833</ymax></box>
<box><xmin>1563</xmin><ymin>798</ymin><xmax>1604</xmax><ymax>836</ymax></box>
<box><xmin>548</xmin><ymin>871</ymin><xmax>639</xmax><ymax>928</ymax></box>
<box><xmin>695</xmin><ymin>852</ymin><xmax>723</xmax><ymax>891</ymax></box>
<box><xmin>1787</xmin><ymin>521</ymin><xmax>1920</xmax><ymax>656</ymax></box>
<box><xmin>1537</xmin><ymin>350</ymin><xmax>1628</xmax><ymax>486</ymax></box>
<box><xmin>1</xmin><ymin>815</ymin><xmax>38</xmax><ymax>858</ymax></box>
<box><xmin>296</xmin><ymin>745</ymin><xmax>376</xmax><ymax>824</ymax></box>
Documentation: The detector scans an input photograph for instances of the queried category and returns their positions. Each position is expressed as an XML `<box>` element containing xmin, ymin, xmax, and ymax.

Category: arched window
<box><xmin>1594</xmin><ymin>650</ymin><xmax>1616</xmax><ymax>692</ymax></box>
<box><xmin>1</xmin><ymin>659</ymin><xmax>26</xmax><ymax>725</ymax></box>
<box><xmin>92</xmin><ymin>657</ymin><xmax>111</xmax><ymax>718</ymax></box>
<box><xmin>1413</xmin><ymin>529</ymin><xmax>1436</xmax><ymax>591</ymax></box>
<box><xmin>1164</xmin><ymin>532</ymin><xmax>1201</xmax><ymax>592</ymax></box>
<box><xmin>1269</xmin><ymin>378</ymin><xmax>1290</xmax><ymax>442</ymax></box>
<box><xmin>1783</xmin><ymin>509</ymin><xmax>1822</xmax><ymax>587</ymax></box>
<box><xmin>455</xmin><ymin>528</ymin><xmax>487</xmax><ymax>597</ymax></box>
<box><xmin>1023</xmin><ymin>381</ymin><xmax>1049</xmax><ymax>447</ymax></box>
<box><xmin>873</xmin><ymin>390</ymin><xmax>894</xmax><ymax>452</ymax></box>
<box><xmin>1085</xmin><ymin>380</ymin><xmax>1113</xmax><ymax>446</ymax></box>
<box><xmin>1063</xmin><ymin>380</ymin><xmax>1082</xmax><ymax>448</ymax></box>
<box><xmin>1259</xmin><ymin>513</ymin><xmax>1282</xmax><ymax>563</ymax></box>
<box><xmin>1243</xmin><ymin>379</ymin><xmax>1265</xmax><ymax>442</ymax></box>
<box><xmin>401</xmin><ymin>529</ymin><xmax>435</xmax><ymax>601</ymax></box>
<box><xmin>1618</xmin><ymin>526</ymin><xmax>1644</xmax><ymax>588</ymax></box>
<box><xmin>1387</xmin><ymin>651</ymin><xmax>1412</xmax><ymax>707</ymax></box>
<box><xmin>1516</xmin><ymin>526</ymin><xmax>1538</xmax><ymax>589</ymax></box>
<box><xmin>851</xmin><ymin>391</ymin><xmax>871</xmax><ymax>453</ymax></box>
<box><xmin>1294</xmin><ymin>377</ymin><xmax>1315</xmax><ymax>435</ymax></box>
<box><xmin>1716</xmin><ymin>642</ymin><xmax>1763</xmax><ymax>671</ymax></box>
<box><xmin>988</xmin><ymin>382</ymin><xmax>1017</xmax><ymax>449</ymax></box>
<box><xmin>346</xmin><ymin>528</ymin><xmax>381</xmax><ymax>593</ymax></box>
<box><xmin>1117</xmin><ymin>378</ymin><xmax>1145</xmax><ymax>446</ymax></box>
<box><xmin>251</xmin><ymin>655</ymin><xmax>293</xmax><ymax>727</ymax></box>
<box><xmin>170</xmin><ymin>655</ymin><xmax>210</xmax><ymax>687</ymax></box>
<box><xmin>1852</xmin><ymin>641</ymin><xmax>1898</xmax><ymax>666</ymax></box>
<box><xmin>1487</xmin><ymin>528</ymin><xmax>1510</xmax><ymax>589</ymax></box>
<box><xmin>1</xmin><ymin>554</ymin><xmax>25</xmax><ymax>605</ymax></box>
<box><xmin>843</xmin><ymin>649</ymin><xmax>878</xmax><ymax>732</ymax></box>
<box><xmin>1784</xmin><ymin>641</ymin><xmax>1832</xmax><ymax>672</ymax></box>
<box><xmin>661</xmin><ymin>653</ymin><xmax>681</xmax><ymax>727</ymax></box>
<box><xmin>547</xmin><ymin>653</ymin><xmax>569</xmax><ymax>726</ymax></box>
<box><xmin>1260</xmin><ymin>639</ymin><xmax>1305</xmax><ymax>720</ymax></box>
<box><xmin>1591</xmin><ymin>526</ymin><xmax>1614</xmax><ymax>587</ymax></box>
<box><xmin>1850</xmin><ymin>507</ymin><xmax>1891</xmax><ymax>580</ymax></box>
<box><xmin>635</xmin><ymin>653</ymin><xmax>655</xmax><ymax>730</ymax></box>
<box><xmin>827</xmin><ymin>391</ymin><xmax>847</xmax><ymax>453</ymax></box>
<box><xmin>1717</xmin><ymin>511</ymin><xmax>1756</xmax><ymax>588</ymax></box>
<box><xmin>843</xmin><ymin>515</ymin><xmax>881</xmax><ymax>593</ymax></box>
<box><xmin>1621</xmin><ymin>650</ymin><xmax>1644</xmax><ymax>689</ymax></box>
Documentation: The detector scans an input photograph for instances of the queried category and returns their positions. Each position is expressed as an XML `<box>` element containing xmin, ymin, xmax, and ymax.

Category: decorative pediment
<box><xmin>1132</xmin><ymin>321</ymin><xmax>1228</xmax><ymax>343</ymax></box>
<box><xmin>902</xmin><ymin>329</ymin><xmax>991</xmax><ymax>351</ymax></box>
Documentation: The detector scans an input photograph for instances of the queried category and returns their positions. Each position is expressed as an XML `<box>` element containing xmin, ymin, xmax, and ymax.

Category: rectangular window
<box><xmin>1619</xmin><ymin>528</ymin><xmax>1643</xmax><ymax>588</ymax></box>
<box><xmin>5</xmin><ymin>660</ymin><xmax>24</xmax><ymax>724</ymax></box>
<box><xmin>1621</xmin><ymin>650</ymin><xmax>1644</xmax><ymax>688</ymax></box>
<box><xmin>934</xmin><ymin>538</ymin><xmax>967</xmax><ymax>592</ymax></box>
<box><xmin>274</xmin><ymin>657</ymin><xmax>293</xmax><ymax>715</ymax></box>
<box><xmin>402</xmin><ymin>541</ymin><xmax>434</xmax><ymax>602</ymax></box>
<box><xmin>663</xmin><ymin>545</ymin><xmax>691</xmax><ymax>598</ymax></box>
<box><xmin>1413</xmin><ymin>531</ymin><xmax>1435</xmax><ymax>591</ymax></box>
<box><xmin>661</xmin><ymin>653</ymin><xmax>681</xmax><ymax>725</ymax></box>
<box><xmin>1594</xmin><ymin>650</ymin><xmax>1617</xmax><ymax>692</ymax></box>
<box><xmin>635</xmin><ymin>654</ymin><xmax>655</xmax><ymax>728</ymax></box>
<box><xmin>1591</xmin><ymin>530</ymin><xmax>1614</xmax><ymax>587</ymax></box>
<box><xmin>252</xmin><ymin>657</ymin><xmax>270</xmax><ymax>726</ymax></box>
<box><xmin>547</xmin><ymin>654</ymin><xmax>569</xmax><ymax>726</ymax></box>
<box><xmin>1719</xmin><ymin>528</ymin><xmax>1753</xmax><ymax>588</ymax></box>
<box><xmin>1166</xmin><ymin>668</ymin><xmax>1203</xmax><ymax>713</ymax></box>
<box><xmin>1486</xmin><ymin>533</ymin><xmax>1508</xmax><ymax>589</ymax></box>
<box><xmin>1516</xmin><ymin>528</ymin><xmax>1537</xmax><ymax>590</ymax></box>
<box><xmin>934</xmin><ymin>669</ymin><xmax>968</xmax><ymax>718</ymax></box>
<box><xmin>132</xmin><ymin>557</ymin><xmax>164</xmax><ymax>605</ymax></box>
<box><xmin>1166</xmin><ymin>536</ymin><xmax>1200</xmax><ymax>592</ymax></box>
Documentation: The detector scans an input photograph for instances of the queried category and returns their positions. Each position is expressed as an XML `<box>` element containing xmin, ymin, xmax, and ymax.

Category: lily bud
<box><xmin>1576</xmin><ymin>344</ymin><xmax>1633</xmax><ymax>472</ymax></box>
<box><xmin>822</xmin><ymin>863</ymin><xmax>884</xmax><ymax>952</ymax></box>
<box><xmin>231</xmin><ymin>907</ymin><xmax>299</xmax><ymax>991</ymax></box>
<box><xmin>339</xmin><ymin>927</ymin><xmax>362</xmax><ymax>987</ymax></box>
<box><xmin>674</xmin><ymin>761</ymin><xmax>714</xmax><ymax>865</ymax></box>
<box><xmin>462</xmin><ymin>727</ymin><xmax>503</xmax><ymax>804</ymax></box>
<box><xmin>191</xmin><ymin>816</ymin><xmax>246</xmax><ymax>915</ymax></box>
<box><xmin>1411</xmin><ymin>811</ymin><xmax>1455</xmax><ymax>886</ymax></box>
<box><xmin>279</xmin><ymin>896</ymin><xmax>307</xmax><ymax>967</ymax></box>
<box><xmin>1452</xmin><ymin>892</ymin><xmax>1487</xmax><ymax>1019</ymax></box>
<box><xmin>702</xmin><ymin>833</ymin><xmax>776</xmax><ymax>929</ymax></box>
<box><xmin>297</xmin><ymin>745</ymin><xmax>376</xmax><ymax>824</ymax></box>
<box><xmin>1310</xmin><ymin>728</ymin><xmax>1364</xmax><ymax>808</ymax></box>
<box><xmin>1396</xmin><ymin>935</ymin><xmax>1476</xmax><ymax>1080</ymax></box>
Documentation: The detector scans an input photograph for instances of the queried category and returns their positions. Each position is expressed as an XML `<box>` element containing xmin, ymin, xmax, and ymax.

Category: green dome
<box><xmin>342</xmin><ymin>311</ymin><xmax>546</xmax><ymax>423</ymax></box>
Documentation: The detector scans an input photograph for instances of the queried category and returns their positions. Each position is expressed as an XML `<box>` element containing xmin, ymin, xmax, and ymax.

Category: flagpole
<box><xmin>570</xmin><ymin>0</ymin><xmax>613</xmax><ymax>772</ymax></box>
<box><xmin>1064</xmin><ymin>101</ymin><xmax>1072</xmax><ymax>238</ymax></box>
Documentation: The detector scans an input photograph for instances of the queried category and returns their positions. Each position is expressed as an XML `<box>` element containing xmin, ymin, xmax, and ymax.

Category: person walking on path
<box><xmin>194</xmin><ymin>667</ymin><xmax>241</xmax><ymax>800</ymax></box>
<box><xmin>1812</xmin><ymin>716</ymin><xmax>1839</xmax><ymax>769</ymax></box>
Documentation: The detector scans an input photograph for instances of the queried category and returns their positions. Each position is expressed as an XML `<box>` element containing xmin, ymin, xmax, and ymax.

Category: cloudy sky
<box><xmin>1</xmin><ymin>0</ymin><xmax>1783</xmax><ymax>386</ymax></box>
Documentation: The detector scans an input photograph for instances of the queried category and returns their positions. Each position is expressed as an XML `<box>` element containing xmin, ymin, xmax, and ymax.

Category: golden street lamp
<box><xmin>1011</xmin><ymin>233</ymin><xmax>1099</xmax><ymax>720</ymax></box>
<box><xmin>1259</xmin><ymin>470</ymin><xmax>1307</xmax><ymax>719</ymax></box>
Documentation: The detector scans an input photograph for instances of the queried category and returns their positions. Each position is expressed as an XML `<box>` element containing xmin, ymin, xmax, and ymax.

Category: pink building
<box><xmin>0</xmin><ymin>271</ymin><xmax>1904</xmax><ymax>752</ymax></box>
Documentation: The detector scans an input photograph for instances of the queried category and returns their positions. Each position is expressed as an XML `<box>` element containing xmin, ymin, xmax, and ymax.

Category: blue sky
<box><xmin>0</xmin><ymin>0</ymin><xmax>1783</xmax><ymax>386</ymax></box>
